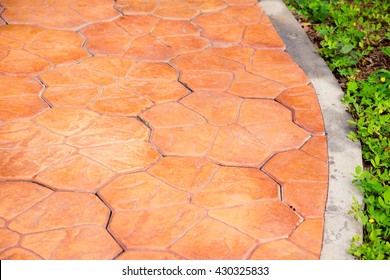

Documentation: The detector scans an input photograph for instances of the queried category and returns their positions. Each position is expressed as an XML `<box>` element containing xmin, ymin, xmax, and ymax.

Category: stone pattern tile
<box><xmin>0</xmin><ymin>0</ymin><xmax>328</xmax><ymax>260</ymax></box>
<box><xmin>1</xmin><ymin>0</ymin><xmax>120</xmax><ymax>30</ymax></box>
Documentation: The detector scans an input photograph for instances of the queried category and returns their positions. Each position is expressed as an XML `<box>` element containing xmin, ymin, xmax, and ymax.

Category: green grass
<box><xmin>283</xmin><ymin>0</ymin><xmax>390</xmax><ymax>259</ymax></box>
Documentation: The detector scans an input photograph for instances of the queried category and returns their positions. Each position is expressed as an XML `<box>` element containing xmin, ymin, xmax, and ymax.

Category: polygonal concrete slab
<box><xmin>207</xmin><ymin>125</ymin><xmax>271</xmax><ymax>167</ymax></box>
<box><xmin>0</xmin><ymin>145</ymin><xmax>76</xmax><ymax>180</ymax></box>
<box><xmin>0</xmin><ymin>121</ymin><xmax>64</xmax><ymax>148</ymax></box>
<box><xmin>99</xmin><ymin>172</ymin><xmax>189</xmax><ymax>211</ymax></box>
<box><xmin>88</xmin><ymin>86</ymin><xmax>153</xmax><ymax>116</ymax></box>
<box><xmin>0</xmin><ymin>76</ymin><xmax>47</xmax><ymax>121</ymax></box>
<box><xmin>148</xmin><ymin>156</ymin><xmax>218</xmax><ymax>192</ymax></box>
<box><xmin>250</xmin><ymin>239</ymin><xmax>317</xmax><ymax>260</ymax></box>
<box><xmin>67</xmin><ymin>116</ymin><xmax>150</xmax><ymax>148</ymax></box>
<box><xmin>35</xmin><ymin>155</ymin><xmax>115</xmax><ymax>192</ymax></box>
<box><xmin>262</xmin><ymin>150</ymin><xmax>328</xmax><ymax>183</ymax></box>
<box><xmin>180</xmin><ymin>91</ymin><xmax>242</xmax><ymax>126</ymax></box>
<box><xmin>109</xmin><ymin>204</ymin><xmax>206</xmax><ymax>249</ymax></box>
<box><xmin>0</xmin><ymin>181</ymin><xmax>52</xmax><ymax>220</ymax></box>
<box><xmin>171</xmin><ymin>217</ymin><xmax>256</xmax><ymax>259</ymax></box>
<box><xmin>1</xmin><ymin>0</ymin><xmax>119</xmax><ymax>30</ymax></box>
<box><xmin>79</xmin><ymin>141</ymin><xmax>161</xmax><ymax>172</ymax></box>
<box><xmin>209</xmin><ymin>201</ymin><xmax>302</xmax><ymax>242</ymax></box>
<box><xmin>34</xmin><ymin>108</ymin><xmax>99</xmax><ymax>136</ymax></box>
<box><xmin>152</xmin><ymin>124</ymin><xmax>218</xmax><ymax>156</ymax></box>
<box><xmin>193</xmin><ymin>167</ymin><xmax>279</xmax><ymax>209</ymax></box>
<box><xmin>8</xmin><ymin>192</ymin><xmax>110</xmax><ymax>234</ymax></box>
<box><xmin>21</xmin><ymin>226</ymin><xmax>122</xmax><ymax>260</ymax></box>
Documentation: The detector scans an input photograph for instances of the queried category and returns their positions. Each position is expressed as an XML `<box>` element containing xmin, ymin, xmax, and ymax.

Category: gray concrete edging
<box><xmin>259</xmin><ymin>0</ymin><xmax>363</xmax><ymax>259</ymax></box>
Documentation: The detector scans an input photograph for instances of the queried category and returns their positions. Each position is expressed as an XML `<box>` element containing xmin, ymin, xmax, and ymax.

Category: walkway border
<box><xmin>260</xmin><ymin>0</ymin><xmax>363</xmax><ymax>259</ymax></box>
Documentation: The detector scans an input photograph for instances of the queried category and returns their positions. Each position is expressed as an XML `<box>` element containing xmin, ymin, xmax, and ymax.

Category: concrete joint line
<box><xmin>260</xmin><ymin>0</ymin><xmax>363</xmax><ymax>259</ymax></box>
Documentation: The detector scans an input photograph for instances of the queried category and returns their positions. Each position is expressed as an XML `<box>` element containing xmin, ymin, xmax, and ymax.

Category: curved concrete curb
<box><xmin>260</xmin><ymin>0</ymin><xmax>363</xmax><ymax>259</ymax></box>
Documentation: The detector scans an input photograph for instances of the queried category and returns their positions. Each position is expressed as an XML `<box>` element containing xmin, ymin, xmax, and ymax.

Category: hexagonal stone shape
<box><xmin>0</xmin><ymin>229</ymin><xmax>20</xmax><ymax>253</ymax></box>
<box><xmin>276</xmin><ymin>85</ymin><xmax>321</xmax><ymax>111</ymax></box>
<box><xmin>1</xmin><ymin>0</ymin><xmax>119</xmax><ymax>30</ymax></box>
<box><xmin>21</xmin><ymin>226</ymin><xmax>122</xmax><ymax>260</ymax></box>
<box><xmin>250</xmin><ymin>239</ymin><xmax>317</xmax><ymax>260</ymax></box>
<box><xmin>25</xmin><ymin>29</ymin><xmax>89</xmax><ymax>64</ymax></box>
<box><xmin>170</xmin><ymin>217</ymin><xmax>256</xmax><ymax>259</ymax></box>
<box><xmin>79</xmin><ymin>141</ymin><xmax>161</xmax><ymax>172</ymax></box>
<box><xmin>0</xmin><ymin>248</ymin><xmax>42</xmax><ymax>260</ymax></box>
<box><xmin>262</xmin><ymin>150</ymin><xmax>328</xmax><ymax>183</ymax></box>
<box><xmin>0</xmin><ymin>76</ymin><xmax>43</xmax><ymax>97</ymax></box>
<box><xmin>81</xmin><ymin>21</ymin><xmax>134</xmax><ymax>55</ymax></box>
<box><xmin>151</xmin><ymin>19</ymin><xmax>199</xmax><ymax>37</ymax></box>
<box><xmin>0</xmin><ymin>95</ymin><xmax>49</xmax><ymax>121</ymax></box>
<box><xmin>152</xmin><ymin>124</ymin><xmax>218</xmax><ymax>157</ymax></box>
<box><xmin>116</xmin><ymin>15</ymin><xmax>159</xmax><ymax>37</ymax></box>
<box><xmin>115</xmin><ymin>0</ymin><xmax>159</xmax><ymax>15</ymax></box>
<box><xmin>128</xmin><ymin>62</ymin><xmax>178</xmax><ymax>80</ymax></box>
<box><xmin>180</xmin><ymin>91</ymin><xmax>242</xmax><ymax>126</ymax></box>
<box><xmin>39</xmin><ymin>64</ymin><xmax>115</xmax><ymax>87</ymax></box>
<box><xmin>193</xmin><ymin>167</ymin><xmax>279</xmax><ymax>209</ymax></box>
<box><xmin>158</xmin><ymin>35</ymin><xmax>209</xmax><ymax>53</ymax></box>
<box><xmin>109</xmin><ymin>204</ymin><xmax>206</xmax><ymax>249</ymax></box>
<box><xmin>35</xmin><ymin>155</ymin><xmax>115</xmax><ymax>193</ymax></box>
<box><xmin>82</xmin><ymin>56</ymin><xmax>135</xmax><ymax>77</ymax></box>
<box><xmin>245</xmin><ymin>122</ymin><xmax>310</xmax><ymax>152</ymax></box>
<box><xmin>192</xmin><ymin>12</ymin><xmax>245</xmax><ymax>44</ymax></box>
<box><xmin>300</xmin><ymin>135</ymin><xmax>328</xmax><ymax>161</ymax></box>
<box><xmin>0</xmin><ymin>120</ymin><xmax>64</xmax><ymax>149</ymax></box>
<box><xmin>0</xmin><ymin>49</ymin><xmax>51</xmax><ymax>75</ymax></box>
<box><xmin>207</xmin><ymin>125</ymin><xmax>271</xmax><ymax>167</ymax></box>
<box><xmin>140</xmin><ymin>102</ymin><xmax>205</xmax><ymax>129</ymax></box>
<box><xmin>242</xmin><ymin>23</ymin><xmax>286</xmax><ymax>49</ymax></box>
<box><xmin>283</xmin><ymin>182</ymin><xmax>328</xmax><ymax>219</ymax></box>
<box><xmin>89</xmin><ymin>86</ymin><xmax>153</xmax><ymax>116</ymax></box>
<box><xmin>186</xmin><ymin>0</ymin><xmax>227</xmax><ymax>12</ymax></box>
<box><xmin>209</xmin><ymin>201</ymin><xmax>302</xmax><ymax>242</ymax></box>
<box><xmin>119</xmin><ymin>79</ymin><xmax>190</xmax><ymax>103</ymax></box>
<box><xmin>180</xmin><ymin>70</ymin><xmax>234</xmax><ymax>91</ymax></box>
<box><xmin>99</xmin><ymin>172</ymin><xmax>189</xmax><ymax>211</ymax></box>
<box><xmin>248</xmin><ymin>63</ymin><xmax>309</xmax><ymax>88</ymax></box>
<box><xmin>0</xmin><ymin>145</ymin><xmax>76</xmax><ymax>180</ymax></box>
<box><xmin>124</xmin><ymin>35</ymin><xmax>179</xmax><ymax>62</ymax></box>
<box><xmin>203</xmin><ymin>45</ymin><xmax>254</xmax><ymax>66</ymax></box>
<box><xmin>0</xmin><ymin>181</ymin><xmax>52</xmax><ymax>221</ymax></box>
<box><xmin>148</xmin><ymin>156</ymin><xmax>218</xmax><ymax>192</ymax></box>
<box><xmin>43</xmin><ymin>85</ymin><xmax>101</xmax><ymax>107</ymax></box>
<box><xmin>67</xmin><ymin>116</ymin><xmax>150</xmax><ymax>148</ymax></box>
<box><xmin>33</xmin><ymin>108</ymin><xmax>99</xmax><ymax>136</ymax></box>
<box><xmin>222</xmin><ymin>4</ymin><xmax>263</xmax><ymax>24</ymax></box>
<box><xmin>237</xmin><ymin>99</ymin><xmax>292</xmax><ymax>126</ymax></box>
<box><xmin>171</xmin><ymin>52</ymin><xmax>244</xmax><ymax>72</ymax></box>
<box><xmin>153</xmin><ymin>1</ymin><xmax>200</xmax><ymax>20</ymax></box>
<box><xmin>228</xmin><ymin>71</ymin><xmax>286</xmax><ymax>98</ymax></box>
<box><xmin>8</xmin><ymin>192</ymin><xmax>110</xmax><ymax>234</ymax></box>
<box><xmin>289</xmin><ymin>219</ymin><xmax>324</xmax><ymax>256</ymax></box>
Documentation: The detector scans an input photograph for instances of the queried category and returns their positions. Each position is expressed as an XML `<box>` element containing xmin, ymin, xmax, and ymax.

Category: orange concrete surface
<box><xmin>0</xmin><ymin>0</ymin><xmax>328</xmax><ymax>260</ymax></box>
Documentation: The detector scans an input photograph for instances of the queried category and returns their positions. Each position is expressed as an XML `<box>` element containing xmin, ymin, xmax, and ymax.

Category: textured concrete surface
<box><xmin>1</xmin><ymin>0</ymin><xmax>331</xmax><ymax>260</ymax></box>
<box><xmin>260</xmin><ymin>0</ymin><xmax>363</xmax><ymax>259</ymax></box>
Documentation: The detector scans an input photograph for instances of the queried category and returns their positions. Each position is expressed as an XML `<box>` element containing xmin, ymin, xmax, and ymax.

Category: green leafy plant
<box><xmin>286</xmin><ymin>0</ymin><xmax>389</xmax><ymax>79</ymax></box>
<box><xmin>284</xmin><ymin>0</ymin><xmax>390</xmax><ymax>259</ymax></box>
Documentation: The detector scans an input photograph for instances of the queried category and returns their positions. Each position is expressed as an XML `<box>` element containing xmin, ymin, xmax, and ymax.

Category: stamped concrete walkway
<box><xmin>0</xmin><ymin>0</ymin><xmax>328</xmax><ymax>260</ymax></box>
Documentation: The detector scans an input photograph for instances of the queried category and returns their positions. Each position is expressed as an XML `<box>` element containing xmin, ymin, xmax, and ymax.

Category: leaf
<box><xmin>381</xmin><ymin>46</ymin><xmax>390</xmax><ymax>58</ymax></box>
<box><xmin>340</xmin><ymin>44</ymin><xmax>354</xmax><ymax>54</ymax></box>
<box><xmin>383</xmin><ymin>190</ymin><xmax>390</xmax><ymax>204</ymax></box>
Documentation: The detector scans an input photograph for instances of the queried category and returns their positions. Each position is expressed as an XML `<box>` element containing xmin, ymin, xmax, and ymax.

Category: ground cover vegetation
<box><xmin>283</xmin><ymin>0</ymin><xmax>390</xmax><ymax>259</ymax></box>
